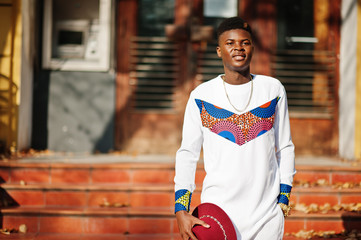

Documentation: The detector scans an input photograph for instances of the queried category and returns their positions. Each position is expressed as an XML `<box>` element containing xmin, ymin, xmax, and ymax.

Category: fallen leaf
<box><xmin>320</xmin><ymin>203</ymin><xmax>331</xmax><ymax>213</ymax></box>
<box><xmin>308</xmin><ymin>203</ymin><xmax>318</xmax><ymax>213</ymax></box>
<box><xmin>18</xmin><ymin>224</ymin><xmax>27</xmax><ymax>233</ymax></box>
<box><xmin>316</xmin><ymin>179</ymin><xmax>328</xmax><ymax>186</ymax></box>
<box><xmin>332</xmin><ymin>204</ymin><xmax>342</xmax><ymax>211</ymax></box>
<box><xmin>100</xmin><ymin>198</ymin><xmax>130</xmax><ymax>208</ymax></box>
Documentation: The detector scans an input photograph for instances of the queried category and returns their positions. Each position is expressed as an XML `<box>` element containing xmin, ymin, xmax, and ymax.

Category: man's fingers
<box><xmin>194</xmin><ymin>219</ymin><xmax>210</xmax><ymax>228</ymax></box>
<box><xmin>185</xmin><ymin>220</ymin><xmax>210</xmax><ymax>240</ymax></box>
<box><xmin>187</xmin><ymin>230</ymin><xmax>198</xmax><ymax>240</ymax></box>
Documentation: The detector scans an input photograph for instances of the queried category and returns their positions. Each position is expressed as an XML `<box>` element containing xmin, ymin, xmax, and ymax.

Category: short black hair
<box><xmin>217</xmin><ymin>17</ymin><xmax>253</xmax><ymax>43</ymax></box>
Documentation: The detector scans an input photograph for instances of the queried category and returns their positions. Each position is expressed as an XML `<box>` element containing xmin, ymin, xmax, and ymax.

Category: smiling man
<box><xmin>174</xmin><ymin>17</ymin><xmax>296</xmax><ymax>240</ymax></box>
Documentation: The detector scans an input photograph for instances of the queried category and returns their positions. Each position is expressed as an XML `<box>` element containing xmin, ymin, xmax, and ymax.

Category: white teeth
<box><xmin>234</xmin><ymin>55</ymin><xmax>245</xmax><ymax>60</ymax></box>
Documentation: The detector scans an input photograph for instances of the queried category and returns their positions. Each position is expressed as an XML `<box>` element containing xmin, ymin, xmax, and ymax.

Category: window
<box><xmin>137</xmin><ymin>0</ymin><xmax>174</xmax><ymax>37</ymax></box>
<box><xmin>42</xmin><ymin>0</ymin><xmax>112</xmax><ymax>71</ymax></box>
<box><xmin>196</xmin><ymin>0</ymin><xmax>238</xmax><ymax>83</ymax></box>
<box><xmin>130</xmin><ymin>0</ymin><xmax>177</xmax><ymax>111</ymax></box>
<box><xmin>273</xmin><ymin>0</ymin><xmax>335</xmax><ymax>118</ymax></box>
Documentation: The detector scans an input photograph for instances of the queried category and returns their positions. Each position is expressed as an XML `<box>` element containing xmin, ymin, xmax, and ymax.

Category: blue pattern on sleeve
<box><xmin>174</xmin><ymin>189</ymin><xmax>192</xmax><ymax>213</ymax></box>
<box><xmin>278</xmin><ymin>184</ymin><xmax>292</xmax><ymax>205</ymax></box>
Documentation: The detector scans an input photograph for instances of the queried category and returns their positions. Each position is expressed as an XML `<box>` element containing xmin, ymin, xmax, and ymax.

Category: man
<box><xmin>174</xmin><ymin>17</ymin><xmax>296</xmax><ymax>240</ymax></box>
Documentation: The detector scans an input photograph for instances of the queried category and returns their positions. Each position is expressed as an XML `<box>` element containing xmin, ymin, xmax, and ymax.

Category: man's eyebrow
<box><xmin>225</xmin><ymin>38</ymin><xmax>251</xmax><ymax>41</ymax></box>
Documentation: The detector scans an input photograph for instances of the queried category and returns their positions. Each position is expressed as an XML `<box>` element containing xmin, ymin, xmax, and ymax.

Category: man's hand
<box><xmin>175</xmin><ymin>210</ymin><xmax>210</xmax><ymax>240</ymax></box>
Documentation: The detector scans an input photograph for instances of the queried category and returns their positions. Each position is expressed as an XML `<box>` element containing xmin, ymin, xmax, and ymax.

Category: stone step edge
<box><xmin>0</xmin><ymin>233</ymin><xmax>183</xmax><ymax>240</ymax></box>
<box><xmin>1</xmin><ymin>161</ymin><xmax>360</xmax><ymax>172</ymax></box>
<box><xmin>0</xmin><ymin>161</ymin><xmax>176</xmax><ymax>170</ymax></box>
<box><xmin>2</xmin><ymin>183</ymin><xmax>361</xmax><ymax>194</ymax></box>
<box><xmin>0</xmin><ymin>233</ymin><xmax>323</xmax><ymax>240</ymax></box>
<box><xmin>1</xmin><ymin>183</ymin><xmax>175</xmax><ymax>192</ymax></box>
<box><xmin>2</xmin><ymin>206</ymin><xmax>361</xmax><ymax>219</ymax></box>
<box><xmin>1</xmin><ymin>206</ymin><xmax>173</xmax><ymax>218</ymax></box>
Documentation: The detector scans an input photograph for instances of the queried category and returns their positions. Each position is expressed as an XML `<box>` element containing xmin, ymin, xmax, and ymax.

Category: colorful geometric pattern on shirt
<box><xmin>278</xmin><ymin>183</ymin><xmax>292</xmax><ymax>205</ymax></box>
<box><xmin>195</xmin><ymin>97</ymin><xmax>280</xmax><ymax>146</ymax></box>
<box><xmin>174</xmin><ymin>189</ymin><xmax>192</xmax><ymax>213</ymax></box>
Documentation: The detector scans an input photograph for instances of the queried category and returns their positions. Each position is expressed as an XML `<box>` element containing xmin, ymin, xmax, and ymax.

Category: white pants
<box><xmin>237</xmin><ymin>206</ymin><xmax>285</xmax><ymax>240</ymax></box>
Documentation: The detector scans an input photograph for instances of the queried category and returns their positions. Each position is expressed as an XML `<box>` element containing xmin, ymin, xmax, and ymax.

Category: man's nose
<box><xmin>234</xmin><ymin>42</ymin><xmax>244</xmax><ymax>51</ymax></box>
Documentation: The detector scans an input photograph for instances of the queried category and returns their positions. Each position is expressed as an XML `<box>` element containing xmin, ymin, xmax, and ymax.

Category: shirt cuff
<box><xmin>174</xmin><ymin>189</ymin><xmax>192</xmax><ymax>213</ymax></box>
<box><xmin>277</xmin><ymin>183</ymin><xmax>292</xmax><ymax>205</ymax></box>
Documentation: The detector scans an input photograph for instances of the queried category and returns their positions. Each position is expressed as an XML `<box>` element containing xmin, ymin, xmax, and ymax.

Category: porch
<box><xmin>0</xmin><ymin>153</ymin><xmax>360</xmax><ymax>239</ymax></box>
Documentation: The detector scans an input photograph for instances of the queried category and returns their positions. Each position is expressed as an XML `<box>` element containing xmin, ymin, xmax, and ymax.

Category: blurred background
<box><xmin>0</xmin><ymin>0</ymin><xmax>360</xmax><ymax>161</ymax></box>
<box><xmin>0</xmin><ymin>1</ymin><xmax>361</xmax><ymax>239</ymax></box>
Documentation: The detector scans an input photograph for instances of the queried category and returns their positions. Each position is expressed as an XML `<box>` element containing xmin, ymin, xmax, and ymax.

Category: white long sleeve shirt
<box><xmin>174</xmin><ymin>74</ymin><xmax>296</xmax><ymax>239</ymax></box>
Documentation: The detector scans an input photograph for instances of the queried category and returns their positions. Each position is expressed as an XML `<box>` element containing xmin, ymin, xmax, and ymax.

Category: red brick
<box><xmin>0</xmin><ymin>169</ymin><xmax>9</xmax><ymax>182</ymax></box>
<box><xmin>2</xmin><ymin>216</ymin><xmax>39</xmax><ymax>233</ymax></box>
<box><xmin>10</xmin><ymin>168</ymin><xmax>50</xmax><ymax>183</ymax></box>
<box><xmin>130</xmin><ymin>192</ymin><xmax>172</xmax><ymax>207</ymax></box>
<box><xmin>46</xmin><ymin>191</ymin><xmax>87</xmax><ymax>206</ymax></box>
<box><xmin>81</xmin><ymin>235</ymin><xmax>127</xmax><ymax>240</ymax></box>
<box><xmin>0</xmin><ymin>233</ymin><xmax>37</xmax><ymax>240</ymax></box>
<box><xmin>51</xmin><ymin>169</ymin><xmax>90</xmax><ymax>183</ymax></box>
<box><xmin>340</xmin><ymin>195</ymin><xmax>361</xmax><ymax>204</ymax></box>
<box><xmin>293</xmin><ymin>172</ymin><xmax>330</xmax><ymax>184</ymax></box>
<box><xmin>332</xmin><ymin>173</ymin><xmax>361</xmax><ymax>184</ymax></box>
<box><xmin>191</xmin><ymin>192</ymin><xmax>201</xmax><ymax>207</ymax></box>
<box><xmin>284</xmin><ymin>219</ymin><xmax>305</xmax><ymax>234</ymax></box>
<box><xmin>195</xmin><ymin>170</ymin><xmax>206</xmax><ymax>184</ymax></box>
<box><xmin>169</xmin><ymin>171</ymin><xmax>175</xmax><ymax>181</ymax></box>
<box><xmin>289</xmin><ymin>194</ymin><xmax>298</xmax><ymax>204</ymax></box>
<box><xmin>84</xmin><ymin>217</ymin><xmax>127</xmax><ymax>234</ymax></box>
<box><xmin>306</xmin><ymin>219</ymin><xmax>344</xmax><ymax>232</ymax></box>
<box><xmin>298</xmin><ymin>194</ymin><xmax>339</xmax><ymax>205</ymax></box>
<box><xmin>34</xmin><ymin>234</ymin><xmax>127</xmax><ymax>240</ymax></box>
<box><xmin>7</xmin><ymin>190</ymin><xmax>44</xmax><ymax>205</ymax></box>
<box><xmin>84</xmin><ymin>235</ymin><xmax>127</xmax><ymax>240</ymax></box>
<box><xmin>133</xmin><ymin>170</ymin><xmax>171</xmax><ymax>184</ymax></box>
<box><xmin>129</xmin><ymin>218</ymin><xmax>171</xmax><ymax>234</ymax></box>
<box><xmin>173</xmin><ymin>235</ymin><xmax>183</xmax><ymax>240</ymax></box>
<box><xmin>127</xmin><ymin>235</ymin><xmax>174</xmax><ymax>240</ymax></box>
<box><xmin>172</xmin><ymin>219</ymin><xmax>179</xmax><ymax>233</ymax></box>
<box><xmin>39</xmin><ymin>216</ymin><xmax>83</xmax><ymax>233</ymax></box>
<box><xmin>88</xmin><ymin>191</ymin><xmax>129</xmax><ymax>207</ymax></box>
<box><xmin>283</xmin><ymin>235</ymin><xmax>305</xmax><ymax>240</ymax></box>
<box><xmin>35</xmin><ymin>234</ymin><xmax>82</xmax><ymax>240</ymax></box>
<box><xmin>91</xmin><ymin>169</ymin><xmax>130</xmax><ymax>183</ymax></box>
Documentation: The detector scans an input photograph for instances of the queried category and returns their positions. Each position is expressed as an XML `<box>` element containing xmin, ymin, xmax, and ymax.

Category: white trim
<box><xmin>42</xmin><ymin>0</ymin><xmax>112</xmax><ymax>71</ymax></box>
<box><xmin>339</xmin><ymin>0</ymin><xmax>357</xmax><ymax>160</ymax></box>
<box><xmin>285</xmin><ymin>36</ymin><xmax>319</xmax><ymax>43</ymax></box>
<box><xmin>18</xmin><ymin>0</ymin><xmax>35</xmax><ymax>150</ymax></box>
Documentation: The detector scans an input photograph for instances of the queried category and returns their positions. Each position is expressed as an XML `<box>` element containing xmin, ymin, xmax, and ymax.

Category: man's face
<box><xmin>216</xmin><ymin>29</ymin><xmax>254</xmax><ymax>73</ymax></box>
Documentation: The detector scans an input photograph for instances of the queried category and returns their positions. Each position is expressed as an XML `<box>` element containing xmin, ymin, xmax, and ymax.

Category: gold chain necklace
<box><xmin>222</xmin><ymin>75</ymin><xmax>253</xmax><ymax>113</ymax></box>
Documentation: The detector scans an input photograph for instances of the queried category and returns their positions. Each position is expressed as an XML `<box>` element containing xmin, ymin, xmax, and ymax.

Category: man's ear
<box><xmin>216</xmin><ymin>46</ymin><xmax>222</xmax><ymax>58</ymax></box>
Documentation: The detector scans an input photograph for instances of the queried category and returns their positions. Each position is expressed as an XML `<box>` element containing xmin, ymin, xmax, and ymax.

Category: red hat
<box><xmin>191</xmin><ymin>203</ymin><xmax>237</xmax><ymax>240</ymax></box>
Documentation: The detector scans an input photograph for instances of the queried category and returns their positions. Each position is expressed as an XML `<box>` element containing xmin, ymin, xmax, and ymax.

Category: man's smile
<box><xmin>232</xmin><ymin>54</ymin><xmax>246</xmax><ymax>60</ymax></box>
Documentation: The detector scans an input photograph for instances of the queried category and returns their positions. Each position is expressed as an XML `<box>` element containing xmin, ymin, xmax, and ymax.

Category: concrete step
<box><xmin>0</xmin><ymin>234</ymin><xmax>357</xmax><ymax>240</ymax></box>
<box><xmin>291</xmin><ymin>186</ymin><xmax>361</xmax><ymax>206</ymax></box>
<box><xmin>1</xmin><ymin>157</ymin><xmax>360</xmax><ymax>238</ymax></box>
<box><xmin>1</xmin><ymin>206</ymin><xmax>177</xmax><ymax>235</ymax></box>
<box><xmin>0</xmin><ymin>233</ymin><xmax>356</xmax><ymax>240</ymax></box>
<box><xmin>294</xmin><ymin>165</ymin><xmax>361</xmax><ymax>185</ymax></box>
<box><xmin>0</xmin><ymin>161</ymin><xmax>191</xmax><ymax>185</ymax></box>
<box><xmin>1</xmin><ymin>206</ymin><xmax>360</xmax><ymax>236</ymax></box>
<box><xmin>0</xmin><ymin>233</ymin><xmax>353</xmax><ymax>240</ymax></box>
<box><xmin>1</xmin><ymin>182</ymin><xmax>360</xmax><ymax>209</ymax></box>
<box><xmin>1</xmin><ymin>160</ymin><xmax>360</xmax><ymax>186</ymax></box>
<box><xmin>0</xmin><ymin>233</ymin><xmax>182</xmax><ymax>240</ymax></box>
<box><xmin>0</xmin><ymin>183</ymin><xmax>192</xmax><ymax>209</ymax></box>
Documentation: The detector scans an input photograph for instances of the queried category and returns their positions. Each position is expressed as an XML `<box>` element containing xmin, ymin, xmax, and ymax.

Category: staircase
<box><xmin>0</xmin><ymin>155</ymin><xmax>360</xmax><ymax>240</ymax></box>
